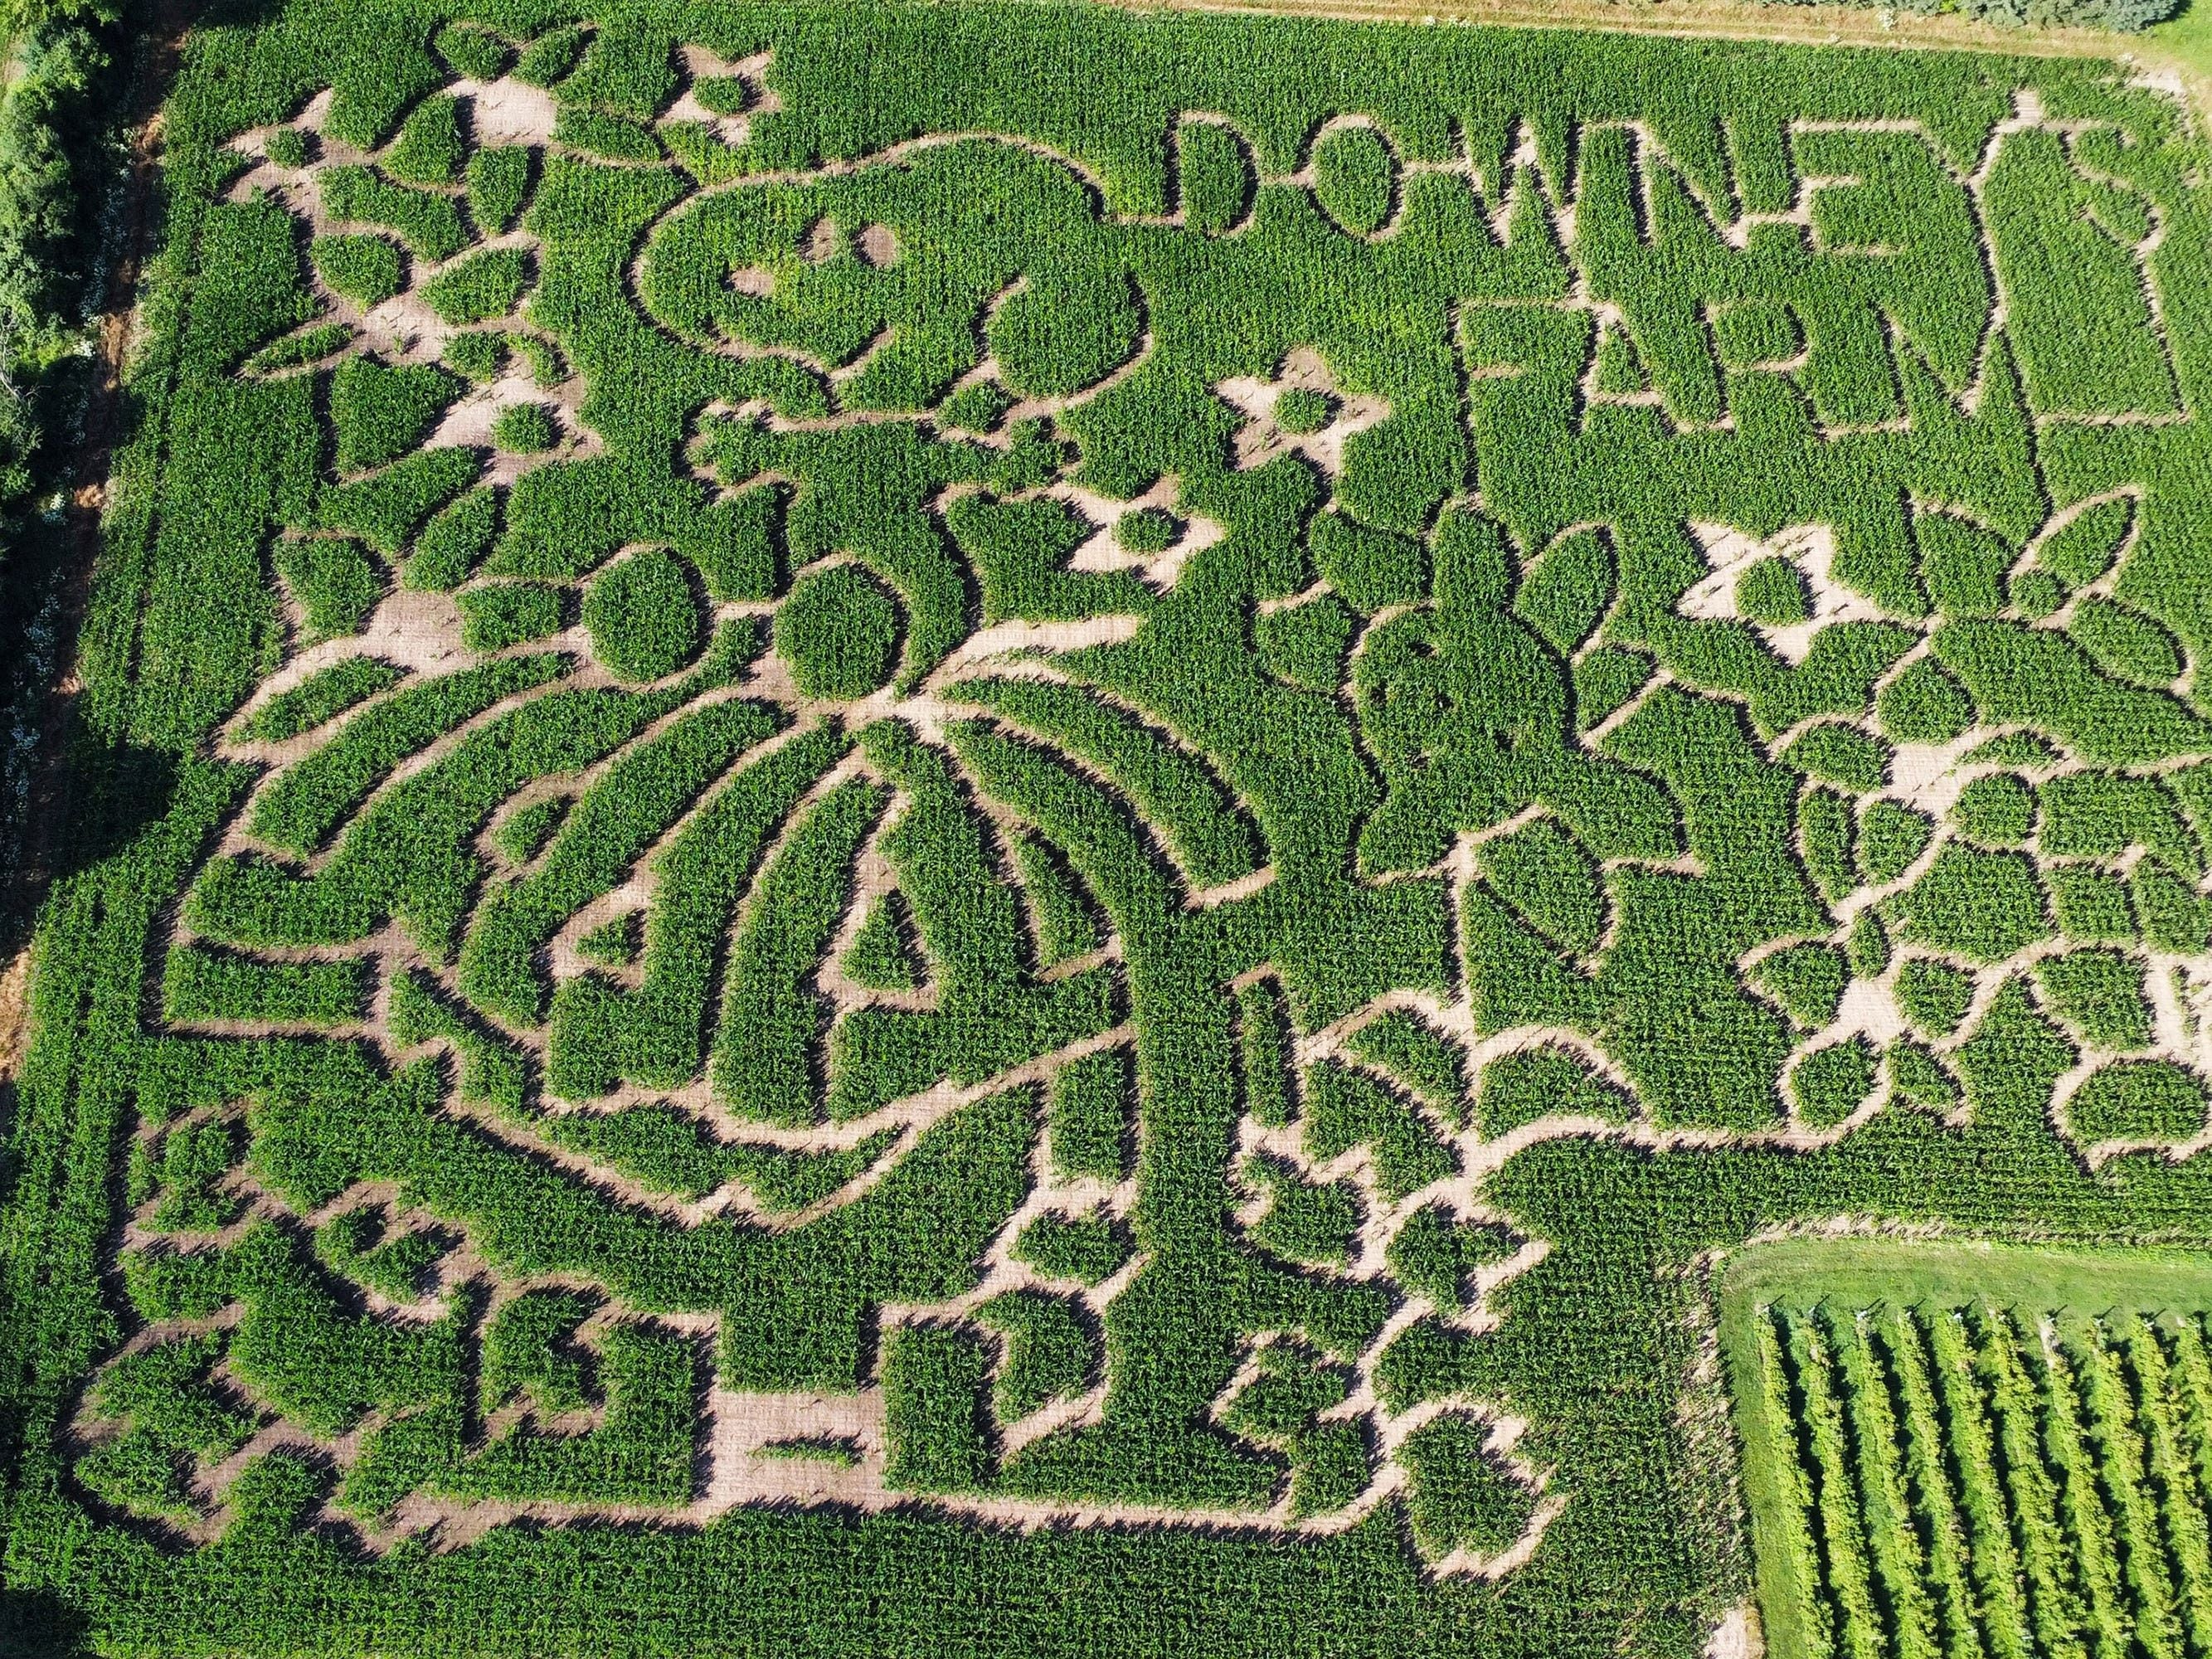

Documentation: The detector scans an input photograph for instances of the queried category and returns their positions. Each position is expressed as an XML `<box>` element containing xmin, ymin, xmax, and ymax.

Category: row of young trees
<box><xmin>1762</xmin><ymin>1300</ymin><xmax>2212</xmax><ymax>1659</ymax></box>
<box><xmin>0</xmin><ymin>0</ymin><xmax>139</xmax><ymax>927</ymax></box>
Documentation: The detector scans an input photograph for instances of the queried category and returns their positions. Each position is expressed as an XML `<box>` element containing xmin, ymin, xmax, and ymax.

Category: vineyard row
<box><xmin>1759</xmin><ymin>1298</ymin><xmax>2212</xmax><ymax>1659</ymax></box>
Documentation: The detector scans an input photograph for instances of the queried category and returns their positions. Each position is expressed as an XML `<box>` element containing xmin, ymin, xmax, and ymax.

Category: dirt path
<box><xmin>0</xmin><ymin>946</ymin><xmax>28</xmax><ymax>1082</ymax></box>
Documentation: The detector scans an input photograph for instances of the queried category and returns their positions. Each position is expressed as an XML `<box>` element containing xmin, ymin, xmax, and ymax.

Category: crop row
<box><xmin>9</xmin><ymin>0</ymin><xmax>2212</xmax><ymax>1652</ymax></box>
<box><xmin>1757</xmin><ymin>1301</ymin><xmax>2212</xmax><ymax>1659</ymax></box>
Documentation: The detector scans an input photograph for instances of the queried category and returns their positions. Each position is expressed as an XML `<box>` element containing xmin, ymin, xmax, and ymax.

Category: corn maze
<box><xmin>3</xmin><ymin>0</ymin><xmax>2212</xmax><ymax>1652</ymax></box>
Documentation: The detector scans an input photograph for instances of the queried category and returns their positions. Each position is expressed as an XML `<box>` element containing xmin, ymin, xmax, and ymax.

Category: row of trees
<box><xmin>0</xmin><ymin>0</ymin><xmax>139</xmax><ymax>930</ymax></box>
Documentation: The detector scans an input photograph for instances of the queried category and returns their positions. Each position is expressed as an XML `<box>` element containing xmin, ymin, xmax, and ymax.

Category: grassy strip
<box><xmin>546</xmin><ymin>723</ymin><xmax>850</xmax><ymax>1099</ymax></box>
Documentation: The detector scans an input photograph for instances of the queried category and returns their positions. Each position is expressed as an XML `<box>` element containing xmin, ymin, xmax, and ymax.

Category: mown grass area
<box><xmin>2145</xmin><ymin>0</ymin><xmax>2212</xmax><ymax>81</ymax></box>
<box><xmin>1723</xmin><ymin>1236</ymin><xmax>2212</xmax><ymax>1321</ymax></box>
